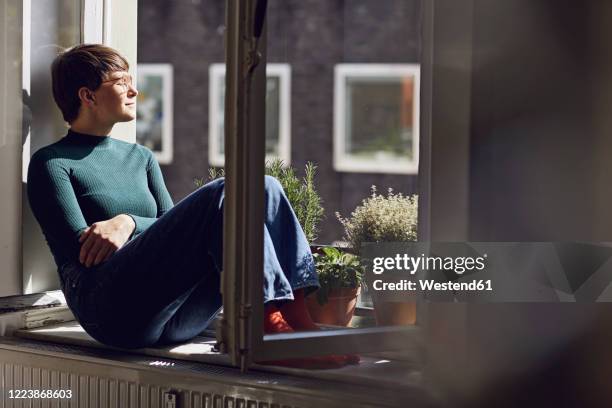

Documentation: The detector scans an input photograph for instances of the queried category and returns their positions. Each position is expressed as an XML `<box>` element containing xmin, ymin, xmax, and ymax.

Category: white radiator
<box><xmin>0</xmin><ymin>346</ymin><xmax>306</xmax><ymax>408</ymax></box>
<box><xmin>2</xmin><ymin>363</ymin><xmax>206</xmax><ymax>407</ymax></box>
<box><xmin>1</xmin><ymin>360</ymin><xmax>304</xmax><ymax>407</ymax></box>
<box><xmin>0</xmin><ymin>339</ymin><xmax>418</xmax><ymax>408</ymax></box>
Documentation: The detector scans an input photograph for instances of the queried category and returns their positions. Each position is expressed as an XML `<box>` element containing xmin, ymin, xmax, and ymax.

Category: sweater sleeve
<box><xmin>27</xmin><ymin>150</ymin><xmax>89</xmax><ymax>264</ymax></box>
<box><xmin>126</xmin><ymin>148</ymin><xmax>174</xmax><ymax>236</ymax></box>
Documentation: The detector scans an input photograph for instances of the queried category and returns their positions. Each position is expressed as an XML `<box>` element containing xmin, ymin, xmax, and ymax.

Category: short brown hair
<box><xmin>51</xmin><ymin>44</ymin><xmax>129</xmax><ymax>123</ymax></box>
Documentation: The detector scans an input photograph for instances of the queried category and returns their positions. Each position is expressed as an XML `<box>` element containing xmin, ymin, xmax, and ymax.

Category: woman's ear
<box><xmin>77</xmin><ymin>87</ymin><xmax>96</xmax><ymax>107</ymax></box>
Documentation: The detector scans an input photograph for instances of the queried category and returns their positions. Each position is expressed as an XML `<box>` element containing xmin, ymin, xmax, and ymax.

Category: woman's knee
<box><xmin>193</xmin><ymin>177</ymin><xmax>225</xmax><ymax>204</ymax></box>
<box><xmin>264</xmin><ymin>175</ymin><xmax>284</xmax><ymax>196</ymax></box>
<box><xmin>206</xmin><ymin>177</ymin><xmax>225</xmax><ymax>191</ymax></box>
<box><xmin>201</xmin><ymin>175</ymin><xmax>281</xmax><ymax>204</ymax></box>
<box><xmin>209</xmin><ymin>175</ymin><xmax>279</xmax><ymax>194</ymax></box>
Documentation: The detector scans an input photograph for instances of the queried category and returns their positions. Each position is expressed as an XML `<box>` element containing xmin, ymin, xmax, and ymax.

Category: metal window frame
<box><xmin>221</xmin><ymin>0</ymin><xmax>424</xmax><ymax>371</ymax></box>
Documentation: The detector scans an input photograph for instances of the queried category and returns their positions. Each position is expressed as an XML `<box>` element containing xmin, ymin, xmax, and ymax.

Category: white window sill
<box><xmin>13</xmin><ymin>320</ymin><xmax>424</xmax><ymax>391</ymax></box>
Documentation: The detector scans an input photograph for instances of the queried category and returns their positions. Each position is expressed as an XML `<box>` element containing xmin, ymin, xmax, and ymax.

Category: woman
<box><xmin>27</xmin><ymin>44</ymin><xmax>356</xmax><ymax>368</ymax></box>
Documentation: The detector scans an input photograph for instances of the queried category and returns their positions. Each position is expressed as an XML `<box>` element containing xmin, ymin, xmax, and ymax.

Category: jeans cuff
<box><xmin>264</xmin><ymin>293</ymin><xmax>294</xmax><ymax>304</ymax></box>
<box><xmin>291</xmin><ymin>279</ymin><xmax>320</xmax><ymax>297</ymax></box>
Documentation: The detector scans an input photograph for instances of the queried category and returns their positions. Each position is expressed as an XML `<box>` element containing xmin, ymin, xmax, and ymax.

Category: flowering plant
<box><xmin>336</xmin><ymin>186</ymin><xmax>418</xmax><ymax>252</ymax></box>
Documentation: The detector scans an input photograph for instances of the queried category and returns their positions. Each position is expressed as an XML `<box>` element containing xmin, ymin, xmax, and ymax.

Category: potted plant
<box><xmin>200</xmin><ymin>159</ymin><xmax>324</xmax><ymax>243</ymax></box>
<box><xmin>306</xmin><ymin>246</ymin><xmax>364</xmax><ymax>327</ymax></box>
<box><xmin>336</xmin><ymin>186</ymin><xmax>418</xmax><ymax>325</ymax></box>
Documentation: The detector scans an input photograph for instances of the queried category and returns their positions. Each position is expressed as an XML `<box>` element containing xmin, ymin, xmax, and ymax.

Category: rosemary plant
<box><xmin>196</xmin><ymin>159</ymin><xmax>324</xmax><ymax>242</ymax></box>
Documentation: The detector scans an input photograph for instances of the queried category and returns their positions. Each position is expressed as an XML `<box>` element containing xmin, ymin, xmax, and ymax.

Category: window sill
<box><xmin>12</xmin><ymin>321</ymin><xmax>425</xmax><ymax>392</ymax></box>
<box><xmin>0</xmin><ymin>290</ymin><xmax>66</xmax><ymax>313</ymax></box>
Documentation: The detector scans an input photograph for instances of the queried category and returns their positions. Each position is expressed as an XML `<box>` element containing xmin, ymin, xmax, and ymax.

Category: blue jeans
<box><xmin>60</xmin><ymin>176</ymin><xmax>318</xmax><ymax>348</ymax></box>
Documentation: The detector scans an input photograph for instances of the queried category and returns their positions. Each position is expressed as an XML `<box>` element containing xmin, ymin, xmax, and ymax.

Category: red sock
<box><xmin>264</xmin><ymin>304</ymin><xmax>293</xmax><ymax>333</ymax></box>
<box><xmin>281</xmin><ymin>290</ymin><xmax>360</xmax><ymax>365</ymax></box>
<box><xmin>263</xmin><ymin>303</ymin><xmax>353</xmax><ymax>369</ymax></box>
<box><xmin>278</xmin><ymin>289</ymin><xmax>319</xmax><ymax>331</ymax></box>
<box><xmin>264</xmin><ymin>298</ymin><xmax>360</xmax><ymax>367</ymax></box>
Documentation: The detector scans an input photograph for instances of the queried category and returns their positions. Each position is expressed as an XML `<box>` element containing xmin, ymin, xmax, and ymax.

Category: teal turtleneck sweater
<box><xmin>27</xmin><ymin>129</ymin><xmax>174</xmax><ymax>269</ymax></box>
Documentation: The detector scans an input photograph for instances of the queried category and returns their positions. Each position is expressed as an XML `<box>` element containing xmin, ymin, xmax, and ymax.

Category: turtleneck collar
<box><xmin>65</xmin><ymin>129</ymin><xmax>113</xmax><ymax>146</ymax></box>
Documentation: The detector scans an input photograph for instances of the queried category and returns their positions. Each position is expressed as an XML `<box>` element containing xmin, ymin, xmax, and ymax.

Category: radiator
<box><xmin>0</xmin><ymin>339</ymin><xmax>419</xmax><ymax>408</ymax></box>
<box><xmin>2</xmin><ymin>363</ymin><xmax>236</xmax><ymax>407</ymax></box>
<box><xmin>1</xmin><ymin>361</ymin><xmax>304</xmax><ymax>408</ymax></box>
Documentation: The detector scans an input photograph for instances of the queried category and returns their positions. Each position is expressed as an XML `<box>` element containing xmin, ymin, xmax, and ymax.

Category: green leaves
<box><xmin>337</xmin><ymin>186</ymin><xmax>418</xmax><ymax>254</ymax></box>
<box><xmin>313</xmin><ymin>247</ymin><xmax>364</xmax><ymax>305</ymax></box>
<box><xmin>265</xmin><ymin>159</ymin><xmax>324</xmax><ymax>243</ymax></box>
<box><xmin>201</xmin><ymin>159</ymin><xmax>324</xmax><ymax>243</ymax></box>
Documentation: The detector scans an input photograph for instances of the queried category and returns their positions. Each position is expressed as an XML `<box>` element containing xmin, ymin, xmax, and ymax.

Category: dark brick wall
<box><xmin>137</xmin><ymin>0</ymin><xmax>422</xmax><ymax>244</ymax></box>
<box><xmin>137</xmin><ymin>0</ymin><xmax>224</xmax><ymax>199</ymax></box>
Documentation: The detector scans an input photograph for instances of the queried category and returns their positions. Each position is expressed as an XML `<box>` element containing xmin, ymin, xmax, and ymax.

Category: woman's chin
<box><xmin>118</xmin><ymin>112</ymin><xmax>137</xmax><ymax>122</ymax></box>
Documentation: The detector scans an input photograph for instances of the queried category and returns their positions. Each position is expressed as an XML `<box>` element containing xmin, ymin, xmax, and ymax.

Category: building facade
<box><xmin>137</xmin><ymin>0</ymin><xmax>422</xmax><ymax>243</ymax></box>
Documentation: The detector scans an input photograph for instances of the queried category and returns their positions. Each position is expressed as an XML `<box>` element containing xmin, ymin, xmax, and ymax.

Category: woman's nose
<box><xmin>128</xmin><ymin>83</ymin><xmax>138</xmax><ymax>97</ymax></box>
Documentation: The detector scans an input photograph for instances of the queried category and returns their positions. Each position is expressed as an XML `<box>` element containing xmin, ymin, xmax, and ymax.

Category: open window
<box><xmin>220</xmin><ymin>0</ymin><xmax>425</xmax><ymax>369</ymax></box>
<box><xmin>16</xmin><ymin>0</ymin><xmax>137</xmax><ymax>296</ymax></box>
<box><xmin>4</xmin><ymin>0</ymin><xmax>429</xmax><ymax>376</ymax></box>
<box><xmin>5</xmin><ymin>0</ymin><xmax>136</xmax><ymax>298</ymax></box>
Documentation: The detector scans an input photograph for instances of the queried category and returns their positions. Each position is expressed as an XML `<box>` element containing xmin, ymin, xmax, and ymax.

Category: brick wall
<box><xmin>138</xmin><ymin>0</ymin><xmax>422</xmax><ymax>244</ymax></box>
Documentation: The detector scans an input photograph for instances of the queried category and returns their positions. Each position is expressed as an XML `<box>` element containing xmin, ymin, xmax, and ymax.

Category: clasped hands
<box><xmin>78</xmin><ymin>214</ymin><xmax>136</xmax><ymax>268</ymax></box>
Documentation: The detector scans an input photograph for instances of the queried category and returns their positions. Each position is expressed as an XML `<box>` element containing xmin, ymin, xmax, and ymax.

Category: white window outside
<box><xmin>136</xmin><ymin>63</ymin><xmax>174</xmax><ymax>165</ymax></box>
<box><xmin>334</xmin><ymin>64</ymin><xmax>420</xmax><ymax>174</ymax></box>
<box><xmin>208</xmin><ymin>63</ymin><xmax>291</xmax><ymax>167</ymax></box>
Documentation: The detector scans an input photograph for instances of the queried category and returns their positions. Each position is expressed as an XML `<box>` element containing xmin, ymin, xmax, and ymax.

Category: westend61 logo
<box><xmin>372</xmin><ymin>253</ymin><xmax>488</xmax><ymax>275</ymax></box>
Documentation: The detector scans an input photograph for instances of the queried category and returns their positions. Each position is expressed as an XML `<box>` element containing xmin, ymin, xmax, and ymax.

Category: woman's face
<box><xmin>93</xmin><ymin>71</ymin><xmax>138</xmax><ymax>124</ymax></box>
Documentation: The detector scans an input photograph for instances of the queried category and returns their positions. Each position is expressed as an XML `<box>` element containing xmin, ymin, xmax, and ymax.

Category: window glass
<box><xmin>265</xmin><ymin>2</ymin><xmax>422</xmax><ymax>325</ymax></box>
<box><xmin>1</xmin><ymin>1</ymin><xmax>27</xmax><ymax>297</ymax></box>
<box><xmin>27</xmin><ymin>0</ymin><xmax>81</xmax><ymax>152</ymax></box>
<box><xmin>336</xmin><ymin>64</ymin><xmax>420</xmax><ymax>174</ymax></box>
<box><xmin>136</xmin><ymin>63</ymin><xmax>174</xmax><ymax>164</ymax></box>
<box><xmin>134</xmin><ymin>1</ymin><xmax>422</xmax><ymax>344</ymax></box>
<box><xmin>348</xmin><ymin>79</ymin><xmax>413</xmax><ymax>158</ymax></box>
<box><xmin>21</xmin><ymin>0</ymin><xmax>82</xmax><ymax>294</ymax></box>
<box><xmin>266</xmin><ymin>76</ymin><xmax>281</xmax><ymax>155</ymax></box>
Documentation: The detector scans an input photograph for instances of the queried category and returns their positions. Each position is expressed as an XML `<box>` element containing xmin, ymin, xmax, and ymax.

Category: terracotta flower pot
<box><xmin>373</xmin><ymin>300</ymin><xmax>417</xmax><ymax>326</ymax></box>
<box><xmin>306</xmin><ymin>287</ymin><xmax>361</xmax><ymax>327</ymax></box>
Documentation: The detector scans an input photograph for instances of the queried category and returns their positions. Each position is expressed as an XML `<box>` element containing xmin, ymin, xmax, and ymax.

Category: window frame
<box><xmin>333</xmin><ymin>63</ymin><xmax>421</xmax><ymax>175</ymax></box>
<box><xmin>208</xmin><ymin>62</ymin><xmax>291</xmax><ymax>167</ymax></box>
<box><xmin>81</xmin><ymin>0</ymin><xmax>104</xmax><ymax>43</ymax></box>
<box><xmin>1</xmin><ymin>0</ymin><xmax>27</xmax><ymax>297</ymax></box>
<box><xmin>19</xmin><ymin>0</ymin><xmax>137</xmax><ymax>296</ymax></box>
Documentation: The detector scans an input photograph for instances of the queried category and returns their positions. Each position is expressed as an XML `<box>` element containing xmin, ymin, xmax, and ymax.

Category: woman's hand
<box><xmin>78</xmin><ymin>214</ymin><xmax>136</xmax><ymax>268</ymax></box>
